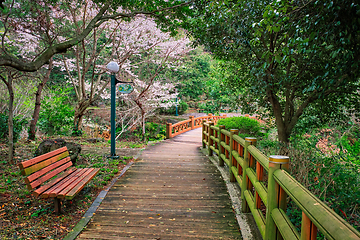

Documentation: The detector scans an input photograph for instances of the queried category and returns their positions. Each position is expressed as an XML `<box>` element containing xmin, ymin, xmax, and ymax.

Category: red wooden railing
<box><xmin>166</xmin><ymin>113</ymin><xmax>226</xmax><ymax>139</ymax></box>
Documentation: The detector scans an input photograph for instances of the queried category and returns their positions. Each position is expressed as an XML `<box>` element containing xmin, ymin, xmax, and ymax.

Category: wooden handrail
<box><xmin>166</xmin><ymin>113</ymin><xmax>227</xmax><ymax>139</ymax></box>
<box><xmin>202</xmin><ymin>121</ymin><xmax>360</xmax><ymax>240</ymax></box>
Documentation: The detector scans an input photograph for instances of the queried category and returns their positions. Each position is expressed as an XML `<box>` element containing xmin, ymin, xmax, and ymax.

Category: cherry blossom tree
<box><xmin>56</xmin><ymin>0</ymin><xmax>191</xmax><ymax>132</ymax></box>
<box><xmin>114</xmin><ymin>35</ymin><xmax>191</xmax><ymax>138</ymax></box>
<box><xmin>0</xmin><ymin>0</ymin><xmax>193</xmax><ymax>72</ymax></box>
<box><xmin>59</xmin><ymin>3</ymin><xmax>181</xmax><ymax>132</ymax></box>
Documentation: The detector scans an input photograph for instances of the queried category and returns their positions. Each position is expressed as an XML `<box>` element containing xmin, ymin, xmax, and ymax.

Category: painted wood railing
<box><xmin>166</xmin><ymin>113</ymin><xmax>226</xmax><ymax>139</ymax></box>
<box><xmin>202</xmin><ymin>121</ymin><xmax>360</xmax><ymax>240</ymax></box>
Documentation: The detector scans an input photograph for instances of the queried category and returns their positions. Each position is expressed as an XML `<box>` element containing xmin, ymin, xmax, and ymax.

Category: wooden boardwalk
<box><xmin>77</xmin><ymin>128</ymin><xmax>242</xmax><ymax>239</ymax></box>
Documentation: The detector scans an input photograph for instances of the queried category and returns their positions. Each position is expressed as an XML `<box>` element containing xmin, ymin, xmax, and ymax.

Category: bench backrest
<box><xmin>18</xmin><ymin>146</ymin><xmax>73</xmax><ymax>191</ymax></box>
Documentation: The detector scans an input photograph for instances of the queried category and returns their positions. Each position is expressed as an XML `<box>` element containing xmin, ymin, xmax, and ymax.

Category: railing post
<box><xmin>218</xmin><ymin>125</ymin><xmax>225</xmax><ymax>166</ymax></box>
<box><xmin>202</xmin><ymin>120</ymin><xmax>207</xmax><ymax>148</ymax></box>
<box><xmin>166</xmin><ymin>123</ymin><xmax>172</xmax><ymax>139</ymax></box>
<box><xmin>241</xmin><ymin>137</ymin><xmax>257</xmax><ymax>213</ymax></box>
<box><xmin>265</xmin><ymin>155</ymin><xmax>290</xmax><ymax>240</ymax></box>
<box><xmin>208</xmin><ymin>113</ymin><xmax>213</xmax><ymax>121</ymax></box>
<box><xmin>189</xmin><ymin>116</ymin><xmax>195</xmax><ymax>130</ymax></box>
<box><xmin>208</xmin><ymin>121</ymin><xmax>214</xmax><ymax>156</ymax></box>
<box><xmin>301</xmin><ymin>212</ymin><xmax>317</xmax><ymax>240</ymax></box>
<box><xmin>229</xmin><ymin>129</ymin><xmax>239</xmax><ymax>182</ymax></box>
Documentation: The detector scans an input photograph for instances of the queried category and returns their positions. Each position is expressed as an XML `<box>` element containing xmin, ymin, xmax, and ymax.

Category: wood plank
<box><xmin>33</xmin><ymin>167</ymin><xmax>76</xmax><ymax>197</ymax></box>
<box><xmin>21</xmin><ymin>151</ymin><xmax>70</xmax><ymax>176</ymax></box>
<box><xmin>18</xmin><ymin>147</ymin><xmax>68</xmax><ymax>171</ymax></box>
<box><xmin>77</xmin><ymin>128</ymin><xmax>242</xmax><ymax>239</ymax></box>
<box><xmin>25</xmin><ymin>156</ymin><xmax>71</xmax><ymax>184</ymax></box>
<box><xmin>29</xmin><ymin>161</ymin><xmax>73</xmax><ymax>189</ymax></box>
<box><xmin>48</xmin><ymin>168</ymin><xmax>88</xmax><ymax>198</ymax></box>
<box><xmin>56</xmin><ymin>168</ymin><xmax>95</xmax><ymax>198</ymax></box>
<box><xmin>63</xmin><ymin>168</ymin><xmax>99</xmax><ymax>199</ymax></box>
<box><xmin>40</xmin><ymin>169</ymin><xmax>84</xmax><ymax>198</ymax></box>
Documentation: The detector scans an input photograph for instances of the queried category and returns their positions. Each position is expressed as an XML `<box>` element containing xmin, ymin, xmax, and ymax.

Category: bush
<box><xmin>0</xmin><ymin>112</ymin><xmax>28</xmax><ymax>143</ymax></box>
<box><xmin>258</xmin><ymin>127</ymin><xmax>360</xmax><ymax>231</ymax></box>
<box><xmin>160</xmin><ymin>101</ymin><xmax>188</xmax><ymax>115</ymax></box>
<box><xmin>216</xmin><ymin>116</ymin><xmax>264</xmax><ymax>139</ymax></box>
<box><xmin>38</xmin><ymin>88</ymin><xmax>74</xmax><ymax>136</ymax></box>
<box><xmin>132</xmin><ymin>122</ymin><xmax>166</xmax><ymax>142</ymax></box>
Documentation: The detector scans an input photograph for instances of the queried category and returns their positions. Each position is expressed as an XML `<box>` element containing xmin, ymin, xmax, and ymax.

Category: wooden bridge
<box><xmin>76</xmin><ymin>115</ymin><xmax>360</xmax><ymax>240</ymax></box>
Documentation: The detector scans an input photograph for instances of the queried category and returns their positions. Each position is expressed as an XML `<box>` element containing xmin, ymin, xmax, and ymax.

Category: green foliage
<box><xmin>0</xmin><ymin>112</ymin><xmax>27</xmax><ymax>143</ymax></box>
<box><xmin>187</xmin><ymin>0</ymin><xmax>360</xmax><ymax>142</ymax></box>
<box><xmin>216</xmin><ymin>117</ymin><xmax>264</xmax><ymax>139</ymax></box>
<box><xmin>133</xmin><ymin>122</ymin><xmax>166</xmax><ymax>142</ymax></box>
<box><xmin>160</xmin><ymin>100</ymin><xmax>188</xmax><ymax>115</ymax></box>
<box><xmin>340</xmin><ymin>124</ymin><xmax>360</xmax><ymax>164</ymax></box>
<box><xmin>37</xmin><ymin>88</ymin><xmax>74</xmax><ymax>136</ymax></box>
<box><xmin>258</xmin><ymin>125</ymin><xmax>360</xmax><ymax>231</ymax></box>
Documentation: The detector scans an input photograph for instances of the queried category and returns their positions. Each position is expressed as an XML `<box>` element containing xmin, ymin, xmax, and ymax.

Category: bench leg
<box><xmin>54</xmin><ymin>198</ymin><xmax>61</xmax><ymax>213</ymax></box>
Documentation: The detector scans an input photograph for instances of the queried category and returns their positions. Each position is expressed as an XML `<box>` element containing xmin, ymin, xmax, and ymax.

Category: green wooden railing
<box><xmin>166</xmin><ymin>113</ymin><xmax>226</xmax><ymax>138</ymax></box>
<box><xmin>202</xmin><ymin>121</ymin><xmax>360</xmax><ymax>240</ymax></box>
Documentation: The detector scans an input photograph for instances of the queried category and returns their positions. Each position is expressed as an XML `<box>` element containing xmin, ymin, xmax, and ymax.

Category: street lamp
<box><xmin>107</xmin><ymin>61</ymin><xmax>119</xmax><ymax>158</ymax></box>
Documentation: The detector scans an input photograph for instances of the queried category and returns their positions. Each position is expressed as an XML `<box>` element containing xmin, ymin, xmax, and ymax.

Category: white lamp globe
<box><xmin>106</xmin><ymin>61</ymin><xmax>119</xmax><ymax>73</ymax></box>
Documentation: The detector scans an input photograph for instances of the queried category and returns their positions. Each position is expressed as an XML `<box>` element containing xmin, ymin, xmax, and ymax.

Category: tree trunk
<box><xmin>7</xmin><ymin>75</ymin><xmax>14</xmax><ymax>164</ymax></box>
<box><xmin>142</xmin><ymin>112</ymin><xmax>146</xmax><ymax>140</ymax></box>
<box><xmin>277</xmin><ymin>126</ymin><xmax>290</xmax><ymax>156</ymax></box>
<box><xmin>73</xmin><ymin>99</ymin><xmax>91</xmax><ymax>133</ymax></box>
<box><xmin>28</xmin><ymin>58</ymin><xmax>53</xmax><ymax>140</ymax></box>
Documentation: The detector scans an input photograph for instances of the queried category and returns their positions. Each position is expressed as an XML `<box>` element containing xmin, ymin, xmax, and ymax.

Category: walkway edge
<box><xmin>200</xmin><ymin>147</ymin><xmax>262</xmax><ymax>240</ymax></box>
<box><xmin>63</xmin><ymin>161</ymin><xmax>134</xmax><ymax>240</ymax></box>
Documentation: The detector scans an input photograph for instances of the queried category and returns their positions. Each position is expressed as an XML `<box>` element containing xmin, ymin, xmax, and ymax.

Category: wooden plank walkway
<box><xmin>77</xmin><ymin>128</ymin><xmax>242</xmax><ymax>239</ymax></box>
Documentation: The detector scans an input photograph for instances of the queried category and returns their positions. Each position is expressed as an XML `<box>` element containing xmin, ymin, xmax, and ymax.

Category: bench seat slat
<box><xmin>29</xmin><ymin>160</ymin><xmax>73</xmax><ymax>190</ymax></box>
<box><xmin>48</xmin><ymin>168</ymin><xmax>89</xmax><ymax>198</ymax></box>
<box><xmin>63</xmin><ymin>168</ymin><xmax>100</xmax><ymax>200</ymax></box>
<box><xmin>33</xmin><ymin>167</ymin><xmax>77</xmax><ymax>197</ymax></box>
<box><xmin>42</xmin><ymin>169</ymin><xmax>87</xmax><ymax>198</ymax></box>
<box><xmin>57</xmin><ymin>168</ymin><xmax>96</xmax><ymax>198</ymax></box>
<box><xmin>19</xmin><ymin>147</ymin><xmax>68</xmax><ymax>171</ymax></box>
<box><xmin>22</xmin><ymin>151</ymin><xmax>69</xmax><ymax>176</ymax></box>
<box><xmin>25</xmin><ymin>157</ymin><xmax>72</xmax><ymax>185</ymax></box>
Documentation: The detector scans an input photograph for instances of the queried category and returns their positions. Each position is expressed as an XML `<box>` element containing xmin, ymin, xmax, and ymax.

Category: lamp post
<box><xmin>106</xmin><ymin>62</ymin><xmax>120</xmax><ymax>158</ymax></box>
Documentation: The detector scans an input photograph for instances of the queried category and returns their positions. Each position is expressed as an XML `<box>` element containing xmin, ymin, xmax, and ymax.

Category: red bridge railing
<box><xmin>166</xmin><ymin>113</ymin><xmax>226</xmax><ymax>139</ymax></box>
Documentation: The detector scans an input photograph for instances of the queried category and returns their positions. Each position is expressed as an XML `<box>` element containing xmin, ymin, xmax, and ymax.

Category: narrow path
<box><xmin>77</xmin><ymin>128</ymin><xmax>242</xmax><ymax>239</ymax></box>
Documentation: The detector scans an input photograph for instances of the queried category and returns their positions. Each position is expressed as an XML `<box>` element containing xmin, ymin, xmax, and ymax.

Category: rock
<box><xmin>86</xmin><ymin>138</ymin><xmax>103</xmax><ymax>143</ymax></box>
<box><xmin>166</xmin><ymin>119</ymin><xmax>178</xmax><ymax>124</ymax></box>
<box><xmin>35</xmin><ymin>139</ymin><xmax>81</xmax><ymax>165</ymax></box>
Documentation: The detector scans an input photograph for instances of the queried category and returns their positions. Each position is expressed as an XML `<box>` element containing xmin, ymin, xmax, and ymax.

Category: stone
<box><xmin>35</xmin><ymin>139</ymin><xmax>81</xmax><ymax>165</ymax></box>
<box><xmin>86</xmin><ymin>138</ymin><xmax>103</xmax><ymax>143</ymax></box>
<box><xmin>166</xmin><ymin>119</ymin><xmax>178</xmax><ymax>124</ymax></box>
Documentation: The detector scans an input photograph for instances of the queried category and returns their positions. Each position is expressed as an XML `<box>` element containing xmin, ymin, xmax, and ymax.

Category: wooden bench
<box><xmin>18</xmin><ymin>146</ymin><xmax>99</xmax><ymax>213</ymax></box>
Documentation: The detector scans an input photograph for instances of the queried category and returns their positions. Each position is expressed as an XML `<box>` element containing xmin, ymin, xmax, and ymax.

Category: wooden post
<box><xmin>208</xmin><ymin>113</ymin><xmax>213</xmax><ymax>122</ymax></box>
<box><xmin>54</xmin><ymin>198</ymin><xmax>61</xmax><ymax>213</ymax></box>
<box><xmin>166</xmin><ymin>123</ymin><xmax>172</xmax><ymax>139</ymax></box>
<box><xmin>241</xmin><ymin>137</ymin><xmax>257</xmax><ymax>213</ymax></box>
<box><xmin>189</xmin><ymin>116</ymin><xmax>195</xmax><ymax>130</ymax></box>
<box><xmin>301</xmin><ymin>212</ymin><xmax>317</xmax><ymax>240</ymax></box>
<box><xmin>229</xmin><ymin>129</ymin><xmax>239</xmax><ymax>182</ymax></box>
<box><xmin>202</xmin><ymin>120</ymin><xmax>207</xmax><ymax>148</ymax></box>
<box><xmin>218</xmin><ymin>125</ymin><xmax>225</xmax><ymax>166</ymax></box>
<box><xmin>208</xmin><ymin>121</ymin><xmax>214</xmax><ymax>156</ymax></box>
<box><xmin>265</xmin><ymin>155</ymin><xmax>290</xmax><ymax>240</ymax></box>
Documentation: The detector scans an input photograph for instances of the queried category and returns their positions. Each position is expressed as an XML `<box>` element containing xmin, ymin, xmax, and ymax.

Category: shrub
<box><xmin>258</xmin><ymin>127</ymin><xmax>360</xmax><ymax>231</ymax></box>
<box><xmin>216</xmin><ymin>116</ymin><xmax>264</xmax><ymax>139</ymax></box>
<box><xmin>38</xmin><ymin>88</ymin><xmax>74</xmax><ymax>136</ymax></box>
<box><xmin>132</xmin><ymin>122</ymin><xmax>166</xmax><ymax>142</ymax></box>
<box><xmin>160</xmin><ymin>100</ymin><xmax>188</xmax><ymax>115</ymax></box>
<box><xmin>0</xmin><ymin>112</ymin><xmax>28</xmax><ymax>143</ymax></box>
